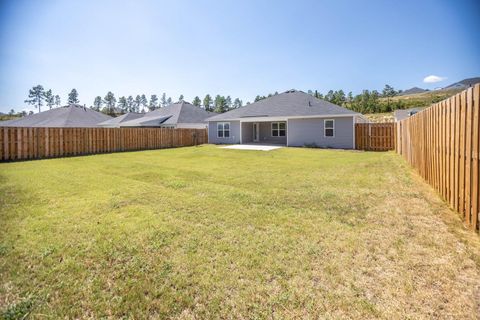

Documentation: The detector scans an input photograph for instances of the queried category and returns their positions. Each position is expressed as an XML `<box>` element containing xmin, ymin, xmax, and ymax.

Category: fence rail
<box><xmin>396</xmin><ymin>84</ymin><xmax>479</xmax><ymax>231</ymax></box>
<box><xmin>355</xmin><ymin>123</ymin><xmax>396</xmax><ymax>151</ymax></box>
<box><xmin>0</xmin><ymin>127</ymin><xmax>208</xmax><ymax>161</ymax></box>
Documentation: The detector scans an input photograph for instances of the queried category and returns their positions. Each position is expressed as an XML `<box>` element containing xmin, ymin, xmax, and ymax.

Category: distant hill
<box><xmin>398</xmin><ymin>87</ymin><xmax>428</xmax><ymax>96</ymax></box>
<box><xmin>443</xmin><ymin>77</ymin><xmax>480</xmax><ymax>90</ymax></box>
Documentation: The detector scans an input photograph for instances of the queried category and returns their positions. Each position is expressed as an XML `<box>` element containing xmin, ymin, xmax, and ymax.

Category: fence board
<box><xmin>396</xmin><ymin>84</ymin><xmax>480</xmax><ymax>231</ymax></box>
<box><xmin>0</xmin><ymin>127</ymin><xmax>208</xmax><ymax>162</ymax></box>
<box><xmin>355</xmin><ymin>123</ymin><xmax>396</xmax><ymax>151</ymax></box>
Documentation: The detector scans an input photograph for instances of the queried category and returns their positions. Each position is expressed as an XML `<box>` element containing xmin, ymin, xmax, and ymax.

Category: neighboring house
<box><xmin>0</xmin><ymin>104</ymin><xmax>112</xmax><ymax>127</ymax></box>
<box><xmin>206</xmin><ymin>89</ymin><xmax>366</xmax><ymax>149</ymax></box>
<box><xmin>97</xmin><ymin>112</ymin><xmax>143</xmax><ymax>127</ymax></box>
<box><xmin>119</xmin><ymin>101</ymin><xmax>216</xmax><ymax>129</ymax></box>
<box><xmin>394</xmin><ymin>108</ymin><xmax>422</xmax><ymax>122</ymax></box>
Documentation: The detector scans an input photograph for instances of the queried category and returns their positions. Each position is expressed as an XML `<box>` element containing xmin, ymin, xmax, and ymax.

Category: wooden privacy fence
<box><xmin>0</xmin><ymin>127</ymin><xmax>208</xmax><ymax>161</ymax></box>
<box><xmin>355</xmin><ymin>123</ymin><xmax>396</xmax><ymax>151</ymax></box>
<box><xmin>396</xmin><ymin>84</ymin><xmax>479</xmax><ymax>231</ymax></box>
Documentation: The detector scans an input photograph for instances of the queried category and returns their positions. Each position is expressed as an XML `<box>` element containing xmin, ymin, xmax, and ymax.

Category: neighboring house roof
<box><xmin>206</xmin><ymin>90</ymin><xmax>359</xmax><ymax>121</ymax></box>
<box><xmin>0</xmin><ymin>104</ymin><xmax>112</xmax><ymax>127</ymax></box>
<box><xmin>394</xmin><ymin>108</ymin><xmax>423</xmax><ymax>122</ymax></box>
<box><xmin>97</xmin><ymin>112</ymin><xmax>144</xmax><ymax>127</ymax></box>
<box><xmin>120</xmin><ymin>101</ymin><xmax>216</xmax><ymax>127</ymax></box>
<box><xmin>0</xmin><ymin>119</ymin><xmax>17</xmax><ymax>126</ymax></box>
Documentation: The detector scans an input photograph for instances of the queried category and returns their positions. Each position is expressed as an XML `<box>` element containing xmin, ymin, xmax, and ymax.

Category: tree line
<box><xmin>93</xmin><ymin>92</ymin><xmax>244</xmax><ymax>115</ymax></box>
<box><xmin>19</xmin><ymin>83</ymin><xmax>419</xmax><ymax>117</ymax></box>
<box><xmin>21</xmin><ymin>85</ymin><xmax>244</xmax><ymax>115</ymax></box>
<box><xmin>253</xmin><ymin>85</ymin><xmax>406</xmax><ymax>114</ymax></box>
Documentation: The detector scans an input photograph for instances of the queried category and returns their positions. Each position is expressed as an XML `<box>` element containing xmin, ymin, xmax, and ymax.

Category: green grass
<box><xmin>1</xmin><ymin>145</ymin><xmax>479</xmax><ymax>319</ymax></box>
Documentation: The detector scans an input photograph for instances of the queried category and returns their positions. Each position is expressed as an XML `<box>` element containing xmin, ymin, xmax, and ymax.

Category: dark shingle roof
<box><xmin>207</xmin><ymin>90</ymin><xmax>359</xmax><ymax>121</ymax></box>
<box><xmin>120</xmin><ymin>101</ymin><xmax>216</xmax><ymax>127</ymax></box>
<box><xmin>0</xmin><ymin>104</ymin><xmax>112</xmax><ymax>127</ymax></box>
<box><xmin>97</xmin><ymin>112</ymin><xmax>143</xmax><ymax>127</ymax></box>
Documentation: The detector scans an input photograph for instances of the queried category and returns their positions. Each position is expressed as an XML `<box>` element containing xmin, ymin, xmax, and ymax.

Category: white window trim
<box><xmin>324</xmin><ymin>119</ymin><xmax>335</xmax><ymax>138</ymax></box>
<box><xmin>217</xmin><ymin>122</ymin><xmax>231</xmax><ymax>138</ymax></box>
<box><xmin>271</xmin><ymin>121</ymin><xmax>286</xmax><ymax>137</ymax></box>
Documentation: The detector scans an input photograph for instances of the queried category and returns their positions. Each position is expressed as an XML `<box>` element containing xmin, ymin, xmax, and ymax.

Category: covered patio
<box><xmin>240</xmin><ymin>120</ymin><xmax>287</xmax><ymax>145</ymax></box>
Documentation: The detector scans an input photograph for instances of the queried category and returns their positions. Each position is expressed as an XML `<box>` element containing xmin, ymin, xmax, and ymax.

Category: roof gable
<box><xmin>119</xmin><ymin>101</ymin><xmax>216</xmax><ymax>127</ymax></box>
<box><xmin>207</xmin><ymin>90</ymin><xmax>359</xmax><ymax>121</ymax></box>
<box><xmin>97</xmin><ymin>113</ymin><xmax>143</xmax><ymax>126</ymax></box>
<box><xmin>0</xmin><ymin>104</ymin><xmax>112</xmax><ymax>127</ymax></box>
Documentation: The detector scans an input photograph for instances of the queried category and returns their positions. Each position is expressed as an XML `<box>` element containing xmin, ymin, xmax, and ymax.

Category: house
<box><xmin>394</xmin><ymin>107</ymin><xmax>422</xmax><ymax>122</ymax></box>
<box><xmin>97</xmin><ymin>112</ymin><xmax>143</xmax><ymax>127</ymax></box>
<box><xmin>118</xmin><ymin>101</ymin><xmax>216</xmax><ymax>129</ymax></box>
<box><xmin>0</xmin><ymin>104</ymin><xmax>112</xmax><ymax>127</ymax></box>
<box><xmin>206</xmin><ymin>90</ymin><xmax>366</xmax><ymax>149</ymax></box>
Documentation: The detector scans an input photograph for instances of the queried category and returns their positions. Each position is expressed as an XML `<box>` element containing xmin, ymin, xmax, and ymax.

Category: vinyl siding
<box><xmin>287</xmin><ymin>117</ymin><xmax>354</xmax><ymax>149</ymax></box>
<box><xmin>176</xmin><ymin>123</ymin><xmax>208</xmax><ymax>129</ymax></box>
<box><xmin>208</xmin><ymin>121</ymin><xmax>241</xmax><ymax>144</ymax></box>
<box><xmin>259</xmin><ymin>122</ymin><xmax>287</xmax><ymax>144</ymax></box>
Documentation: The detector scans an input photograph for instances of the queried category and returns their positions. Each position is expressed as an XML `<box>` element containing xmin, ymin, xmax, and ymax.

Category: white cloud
<box><xmin>423</xmin><ymin>75</ymin><xmax>447</xmax><ymax>83</ymax></box>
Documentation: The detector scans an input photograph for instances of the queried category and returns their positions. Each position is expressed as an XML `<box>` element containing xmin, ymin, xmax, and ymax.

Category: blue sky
<box><xmin>0</xmin><ymin>0</ymin><xmax>479</xmax><ymax>112</ymax></box>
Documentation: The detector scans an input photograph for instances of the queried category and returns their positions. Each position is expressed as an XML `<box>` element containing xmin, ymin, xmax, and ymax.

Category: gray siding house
<box><xmin>206</xmin><ymin>90</ymin><xmax>366</xmax><ymax>149</ymax></box>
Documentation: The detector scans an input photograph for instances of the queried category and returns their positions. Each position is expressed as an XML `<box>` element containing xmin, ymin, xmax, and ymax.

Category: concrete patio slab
<box><xmin>220</xmin><ymin>144</ymin><xmax>284</xmax><ymax>151</ymax></box>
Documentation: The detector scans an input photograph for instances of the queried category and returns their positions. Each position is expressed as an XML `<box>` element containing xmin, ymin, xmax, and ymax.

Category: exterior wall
<box><xmin>241</xmin><ymin>122</ymin><xmax>253</xmax><ymax>143</ymax></box>
<box><xmin>208</xmin><ymin>120</ymin><xmax>241</xmax><ymax>144</ymax></box>
<box><xmin>288</xmin><ymin>116</ymin><xmax>354</xmax><ymax>149</ymax></box>
<box><xmin>176</xmin><ymin>123</ymin><xmax>208</xmax><ymax>129</ymax></box>
<box><xmin>241</xmin><ymin>122</ymin><xmax>286</xmax><ymax>144</ymax></box>
<box><xmin>259</xmin><ymin>122</ymin><xmax>287</xmax><ymax>144</ymax></box>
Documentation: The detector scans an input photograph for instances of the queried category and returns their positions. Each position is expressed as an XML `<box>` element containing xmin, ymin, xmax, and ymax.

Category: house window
<box><xmin>324</xmin><ymin>119</ymin><xmax>334</xmax><ymax>137</ymax></box>
<box><xmin>271</xmin><ymin>122</ymin><xmax>286</xmax><ymax>137</ymax></box>
<box><xmin>217</xmin><ymin>122</ymin><xmax>230</xmax><ymax>138</ymax></box>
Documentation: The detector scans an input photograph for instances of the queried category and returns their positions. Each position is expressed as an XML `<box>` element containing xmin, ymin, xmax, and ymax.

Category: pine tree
<box><xmin>149</xmin><ymin>95</ymin><xmax>158</xmax><ymax>110</ymax></box>
<box><xmin>140</xmin><ymin>94</ymin><xmax>148</xmax><ymax>112</ymax></box>
<box><xmin>68</xmin><ymin>89</ymin><xmax>79</xmax><ymax>104</ymax></box>
<box><xmin>347</xmin><ymin>92</ymin><xmax>353</xmax><ymax>103</ymax></box>
<box><xmin>160</xmin><ymin>93</ymin><xmax>167</xmax><ymax>107</ymax></box>
<box><xmin>192</xmin><ymin>96</ymin><xmax>201</xmax><ymax>107</ymax></box>
<box><xmin>167</xmin><ymin>97</ymin><xmax>172</xmax><ymax>104</ymax></box>
<box><xmin>24</xmin><ymin>85</ymin><xmax>45</xmax><ymax>112</ymax></box>
<box><xmin>225</xmin><ymin>96</ymin><xmax>232</xmax><ymax>110</ymax></box>
<box><xmin>103</xmin><ymin>92</ymin><xmax>116</xmax><ymax>115</ymax></box>
<box><xmin>127</xmin><ymin>96</ymin><xmax>134</xmax><ymax>112</ymax></box>
<box><xmin>178</xmin><ymin>94</ymin><xmax>184</xmax><ymax>101</ymax></box>
<box><xmin>214</xmin><ymin>95</ymin><xmax>227</xmax><ymax>113</ymax></box>
<box><xmin>134</xmin><ymin>95</ymin><xmax>142</xmax><ymax>113</ymax></box>
<box><xmin>254</xmin><ymin>95</ymin><xmax>266</xmax><ymax>102</ymax></box>
<box><xmin>325</xmin><ymin>90</ymin><xmax>334</xmax><ymax>103</ymax></box>
<box><xmin>54</xmin><ymin>95</ymin><xmax>61</xmax><ymax>108</ymax></box>
<box><xmin>382</xmin><ymin>84</ymin><xmax>397</xmax><ymax>97</ymax></box>
<box><xmin>203</xmin><ymin>94</ymin><xmax>212</xmax><ymax>111</ymax></box>
<box><xmin>93</xmin><ymin>96</ymin><xmax>103</xmax><ymax>111</ymax></box>
<box><xmin>233</xmin><ymin>98</ymin><xmax>243</xmax><ymax>108</ymax></box>
<box><xmin>118</xmin><ymin>96</ymin><xmax>127</xmax><ymax>112</ymax></box>
<box><xmin>44</xmin><ymin>89</ymin><xmax>55</xmax><ymax>109</ymax></box>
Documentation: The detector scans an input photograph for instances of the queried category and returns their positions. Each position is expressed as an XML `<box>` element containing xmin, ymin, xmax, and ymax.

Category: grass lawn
<box><xmin>1</xmin><ymin>145</ymin><xmax>480</xmax><ymax>319</ymax></box>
